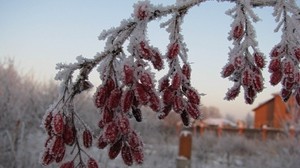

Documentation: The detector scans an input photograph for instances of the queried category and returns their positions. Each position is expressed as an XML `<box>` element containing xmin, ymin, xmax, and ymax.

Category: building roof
<box><xmin>252</xmin><ymin>94</ymin><xmax>280</xmax><ymax>112</ymax></box>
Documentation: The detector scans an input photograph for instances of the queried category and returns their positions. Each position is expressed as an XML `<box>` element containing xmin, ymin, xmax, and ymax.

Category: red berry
<box><xmin>139</xmin><ymin>41</ymin><xmax>151</xmax><ymax>59</ymax></box>
<box><xmin>167</xmin><ymin>42</ymin><xmax>179</xmax><ymax>59</ymax></box>
<box><xmin>104</xmin><ymin>122</ymin><xmax>119</xmax><ymax>143</ymax></box>
<box><xmin>98</xmin><ymin>120</ymin><xmax>105</xmax><ymax>129</ymax></box>
<box><xmin>140</xmin><ymin>72</ymin><xmax>153</xmax><ymax>91</ymax></box>
<box><xmin>51</xmin><ymin>136</ymin><xmax>65</xmax><ymax>156</ymax></box>
<box><xmin>186</xmin><ymin>103</ymin><xmax>201</xmax><ymax>119</ymax></box>
<box><xmin>41</xmin><ymin>150</ymin><xmax>54</xmax><ymax>166</ymax></box>
<box><xmin>233</xmin><ymin>23</ymin><xmax>244</xmax><ymax>40</ymax></box>
<box><xmin>253</xmin><ymin>75</ymin><xmax>264</xmax><ymax>92</ymax></box>
<box><xmin>234</xmin><ymin>56</ymin><xmax>244</xmax><ymax>69</ymax></box>
<box><xmin>109</xmin><ymin>138</ymin><xmax>123</xmax><ymax>159</ymax></box>
<box><xmin>225</xmin><ymin>85</ymin><xmax>241</xmax><ymax>101</ymax></box>
<box><xmin>128</xmin><ymin>131</ymin><xmax>141</xmax><ymax>149</ymax></box>
<box><xmin>173</xmin><ymin>96</ymin><xmax>184</xmax><ymax>113</ymax></box>
<box><xmin>254</xmin><ymin>52</ymin><xmax>265</xmax><ymax>68</ymax></box>
<box><xmin>242</xmin><ymin>69</ymin><xmax>251</xmax><ymax>87</ymax></box>
<box><xmin>270</xmin><ymin>71</ymin><xmax>283</xmax><ymax>86</ymax></box>
<box><xmin>135</xmin><ymin>83</ymin><xmax>149</xmax><ymax>104</ymax></box>
<box><xmin>95</xmin><ymin>86</ymin><xmax>108</xmax><ymax>108</ymax></box>
<box><xmin>122</xmin><ymin>143</ymin><xmax>133</xmax><ymax>166</ymax></box>
<box><xmin>63</xmin><ymin>124</ymin><xmax>76</xmax><ymax>146</ymax></box>
<box><xmin>151</xmin><ymin>50</ymin><xmax>163</xmax><ymax>70</ymax></box>
<box><xmin>186</xmin><ymin>88</ymin><xmax>200</xmax><ymax>105</ymax></box>
<box><xmin>122</xmin><ymin>90</ymin><xmax>134</xmax><ymax>113</ymax></box>
<box><xmin>106</xmin><ymin>78</ymin><xmax>116</xmax><ymax>92</ymax></box>
<box><xmin>283</xmin><ymin>60</ymin><xmax>294</xmax><ymax>74</ymax></box>
<box><xmin>60</xmin><ymin>161</ymin><xmax>74</xmax><ymax>168</ymax></box>
<box><xmin>97</xmin><ymin>135</ymin><xmax>108</xmax><ymax>149</ymax></box>
<box><xmin>124</xmin><ymin>64</ymin><xmax>134</xmax><ymax>85</ymax></box>
<box><xmin>281</xmin><ymin>88</ymin><xmax>292</xmax><ymax>102</ymax></box>
<box><xmin>222</xmin><ymin>64</ymin><xmax>235</xmax><ymax>78</ymax></box>
<box><xmin>102</xmin><ymin>106</ymin><xmax>114</xmax><ymax>124</ymax></box>
<box><xmin>107</xmin><ymin>88</ymin><xmax>122</xmax><ymax>109</ymax></box>
<box><xmin>132</xmin><ymin>147</ymin><xmax>144</xmax><ymax>165</ymax></box>
<box><xmin>44</xmin><ymin>112</ymin><xmax>53</xmax><ymax>136</ymax></box>
<box><xmin>163</xmin><ymin>87</ymin><xmax>175</xmax><ymax>105</ymax></box>
<box><xmin>180</xmin><ymin>110</ymin><xmax>190</xmax><ymax>126</ymax></box>
<box><xmin>268</xmin><ymin>59</ymin><xmax>281</xmax><ymax>73</ymax></box>
<box><xmin>271</xmin><ymin>45</ymin><xmax>285</xmax><ymax>58</ymax></box>
<box><xmin>294</xmin><ymin>47</ymin><xmax>300</xmax><ymax>61</ymax></box>
<box><xmin>171</xmin><ymin>73</ymin><xmax>181</xmax><ymax>90</ymax></box>
<box><xmin>83</xmin><ymin>129</ymin><xmax>93</xmax><ymax>148</ymax></box>
<box><xmin>118</xmin><ymin>116</ymin><xmax>130</xmax><ymax>134</ymax></box>
<box><xmin>159</xmin><ymin>78</ymin><xmax>169</xmax><ymax>92</ymax></box>
<box><xmin>87</xmin><ymin>158</ymin><xmax>99</xmax><ymax>168</ymax></box>
<box><xmin>296</xmin><ymin>92</ymin><xmax>300</xmax><ymax>106</ymax></box>
<box><xmin>182</xmin><ymin>64</ymin><xmax>191</xmax><ymax>80</ymax></box>
<box><xmin>55</xmin><ymin>147</ymin><xmax>65</xmax><ymax>163</ymax></box>
<box><xmin>53</xmin><ymin>113</ymin><xmax>64</xmax><ymax>135</ymax></box>
<box><xmin>149</xmin><ymin>92</ymin><xmax>160</xmax><ymax>112</ymax></box>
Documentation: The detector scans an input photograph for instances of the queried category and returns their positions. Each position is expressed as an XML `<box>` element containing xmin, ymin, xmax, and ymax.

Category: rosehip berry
<box><xmin>171</xmin><ymin>73</ymin><xmax>181</xmax><ymax>90</ymax></box>
<box><xmin>104</xmin><ymin>122</ymin><xmax>119</xmax><ymax>143</ymax></box>
<box><xmin>149</xmin><ymin>92</ymin><xmax>160</xmax><ymax>112</ymax></box>
<box><xmin>158</xmin><ymin>105</ymin><xmax>172</xmax><ymax>119</ymax></box>
<box><xmin>140</xmin><ymin>72</ymin><xmax>153</xmax><ymax>91</ymax></box>
<box><xmin>107</xmin><ymin>89</ymin><xmax>122</xmax><ymax>109</ymax></box>
<box><xmin>102</xmin><ymin>106</ymin><xmax>114</xmax><ymax>123</ymax></box>
<box><xmin>180</xmin><ymin>110</ymin><xmax>190</xmax><ymax>126</ymax></box>
<box><xmin>281</xmin><ymin>88</ymin><xmax>292</xmax><ymax>102</ymax></box>
<box><xmin>182</xmin><ymin>63</ymin><xmax>191</xmax><ymax>80</ymax></box>
<box><xmin>124</xmin><ymin>64</ymin><xmax>134</xmax><ymax>85</ymax></box>
<box><xmin>294</xmin><ymin>47</ymin><xmax>300</xmax><ymax>61</ymax></box>
<box><xmin>151</xmin><ymin>51</ymin><xmax>163</xmax><ymax>70</ymax></box>
<box><xmin>173</xmin><ymin>96</ymin><xmax>184</xmax><ymax>113</ymax></box>
<box><xmin>225</xmin><ymin>85</ymin><xmax>241</xmax><ymax>101</ymax></box>
<box><xmin>159</xmin><ymin>78</ymin><xmax>169</xmax><ymax>92</ymax></box>
<box><xmin>44</xmin><ymin>112</ymin><xmax>53</xmax><ymax>136</ymax></box>
<box><xmin>186</xmin><ymin>88</ymin><xmax>200</xmax><ymax>105</ymax></box>
<box><xmin>135</xmin><ymin>83</ymin><xmax>149</xmax><ymax>104</ymax></box>
<box><xmin>186</xmin><ymin>103</ymin><xmax>200</xmax><ymax>119</ymax></box>
<box><xmin>41</xmin><ymin>150</ymin><xmax>54</xmax><ymax>166</ymax></box>
<box><xmin>271</xmin><ymin>45</ymin><xmax>285</xmax><ymax>58</ymax></box>
<box><xmin>95</xmin><ymin>86</ymin><xmax>108</xmax><ymax>108</ymax></box>
<box><xmin>139</xmin><ymin>41</ymin><xmax>151</xmax><ymax>59</ymax></box>
<box><xmin>132</xmin><ymin>107</ymin><xmax>142</xmax><ymax>122</ymax></box>
<box><xmin>60</xmin><ymin>161</ymin><xmax>74</xmax><ymax>168</ymax></box>
<box><xmin>63</xmin><ymin>124</ymin><xmax>76</xmax><ymax>146</ymax></box>
<box><xmin>268</xmin><ymin>59</ymin><xmax>281</xmax><ymax>73</ymax></box>
<box><xmin>51</xmin><ymin>136</ymin><xmax>65</xmax><ymax>156</ymax></box>
<box><xmin>122</xmin><ymin>90</ymin><xmax>134</xmax><ymax>113</ymax></box>
<box><xmin>118</xmin><ymin>116</ymin><xmax>130</xmax><ymax>134</ymax></box>
<box><xmin>97</xmin><ymin>135</ymin><xmax>108</xmax><ymax>149</ymax></box>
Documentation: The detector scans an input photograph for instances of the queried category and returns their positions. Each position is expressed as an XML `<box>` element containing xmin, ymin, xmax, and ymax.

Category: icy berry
<box><xmin>60</xmin><ymin>161</ymin><xmax>74</xmax><ymax>168</ymax></box>
<box><xmin>137</xmin><ymin>5</ymin><xmax>148</xmax><ymax>20</ymax></box>
<box><xmin>122</xmin><ymin>143</ymin><xmax>133</xmax><ymax>166</ymax></box>
<box><xmin>163</xmin><ymin>88</ymin><xmax>175</xmax><ymax>105</ymax></box>
<box><xmin>151</xmin><ymin>50</ymin><xmax>163</xmax><ymax>70</ymax></box>
<box><xmin>107</xmin><ymin>89</ymin><xmax>122</xmax><ymax>109</ymax></box>
<box><xmin>242</xmin><ymin>69</ymin><xmax>251</xmax><ymax>87</ymax></box>
<box><xmin>53</xmin><ymin>113</ymin><xmax>64</xmax><ymax>135</ymax></box>
<box><xmin>222</xmin><ymin>64</ymin><xmax>235</xmax><ymax>78</ymax></box>
<box><xmin>41</xmin><ymin>150</ymin><xmax>54</xmax><ymax>166</ymax></box>
<box><xmin>63</xmin><ymin>124</ymin><xmax>76</xmax><ymax>146</ymax></box>
<box><xmin>95</xmin><ymin>86</ymin><xmax>108</xmax><ymax>108</ymax></box>
<box><xmin>97</xmin><ymin>135</ymin><xmax>108</xmax><ymax>149</ymax></box>
<box><xmin>128</xmin><ymin>131</ymin><xmax>141</xmax><ymax>149</ymax></box>
<box><xmin>281</xmin><ymin>88</ymin><xmax>292</xmax><ymax>102</ymax></box>
<box><xmin>87</xmin><ymin>158</ymin><xmax>99</xmax><ymax>168</ymax></box>
<box><xmin>173</xmin><ymin>96</ymin><xmax>184</xmax><ymax>113</ymax></box>
<box><xmin>83</xmin><ymin>129</ymin><xmax>93</xmax><ymax>148</ymax></box>
<box><xmin>283</xmin><ymin>60</ymin><xmax>294</xmax><ymax>74</ymax></box>
<box><xmin>140</xmin><ymin>72</ymin><xmax>153</xmax><ymax>91</ymax></box>
<box><xmin>118</xmin><ymin>116</ymin><xmax>130</xmax><ymax>134</ymax></box>
<box><xmin>139</xmin><ymin>41</ymin><xmax>151</xmax><ymax>59</ymax></box>
<box><xmin>271</xmin><ymin>45</ymin><xmax>285</xmax><ymax>58</ymax></box>
<box><xmin>124</xmin><ymin>64</ymin><xmax>134</xmax><ymax>85</ymax></box>
<box><xmin>51</xmin><ymin>136</ymin><xmax>65</xmax><ymax>156</ymax></box>
<box><xmin>294</xmin><ymin>47</ymin><xmax>300</xmax><ymax>61</ymax></box>
<box><xmin>104</xmin><ymin>122</ymin><xmax>119</xmax><ymax>143</ymax></box>
<box><xmin>234</xmin><ymin>56</ymin><xmax>244</xmax><ymax>69</ymax></box>
<box><xmin>253</xmin><ymin>75</ymin><xmax>263</xmax><ymax>92</ymax></box>
<box><xmin>102</xmin><ymin>106</ymin><xmax>114</xmax><ymax>124</ymax></box>
<box><xmin>186</xmin><ymin>88</ymin><xmax>200</xmax><ymax>105</ymax></box>
<box><xmin>182</xmin><ymin>64</ymin><xmax>191</xmax><ymax>80</ymax></box>
<box><xmin>167</xmin><ymin>42</ymin><xmax>179</xmax><ymax>59</ymax></box>
<box><xmin>186</xmin><ymin>103</ymin><xmax>200</xmax><ymax>119</ymax></box>
<box><xmin>270</xmin><ymin>71</ymin><xmax>283</xmax><ymax>86</ymax></box>
<box><xmin>149</xmin><ymin>92</ymin><xmax>160</xmax><ymax>112</ymax></box>
<box><xmin>171</xmin><ymin>73</ymin><xmax>181</xmax><ymax>90</ymax></box>
<box><xmin>233</xmin><ymin>23</ymin><xmax>244</xmax><ymax>40</ymax></box>
<box><xmin>158</xmin><ymin>105</ymin><xmax>172</xmax><ymax>119</ymax></box>
<box><xmin>109</xmin><ymin>138</ymin><xmax>123</xmax><ymax>159</ymax></box>
<box><xmin>135</xmin><ymin>83</ymin><xmax>149</xmax><ymax>104</ymax></box>
<box><xmin>55</xmin><ymin>147</ymin><xmax>65</xmax><ymax>163</ymax></box>
<box><xmin>254</xmin><ymin>52</ymin><xmax>265</xmax><ymax>69</ymax></box>
<box><xmin>225</xmin><ymin>85</ymin><xmax>241</xmax><ymax>100</ymax></box>
<box><xmin>132</xmin><ymin>148</ymin><xmax>144</xmax><ymax>165</ymax></box>
<box><xmin>268</xmin><ymin>59</ymin><xmax>281</xmax><ymax>73</ymax></box>
<box><xmin>159</xmin><ymin>78</ymin><xmax>169</xmax><ymax>92</ymax></box>
<box><xmin>122</xmin><ymin>90</ymin><xmax>134</xmax><ymax>113</ymax></box>
<box><xmin>44</xmin><ymin>112</ymin><xmax>53</xmax><ymax>136</ymax></box>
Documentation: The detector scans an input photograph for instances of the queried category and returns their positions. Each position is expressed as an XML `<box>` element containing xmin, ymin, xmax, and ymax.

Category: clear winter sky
<box><xmin>1</xmin><ymin>0</ymin><xmax>299</xmax><ymax>120</ymax></box>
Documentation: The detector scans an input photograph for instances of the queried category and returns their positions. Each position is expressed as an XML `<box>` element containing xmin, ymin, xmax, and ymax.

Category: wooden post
<box><xmin>289</xmin><ymin>125</ymin><xmax>295</xmax><ymax>139</ymax></box>
<box><xmin>217</xmin><ymin>124</ymin><xmax>223</xmax><ymax>138</ymax></box>
<box><xmin>199</xmin><ymin>122</ymin><xmax>205</xmax><ymax>137</ymax></box>
<box><xmin>176</xmin><ymin>127</ymin><xmax>192</xmax><ymax>168</ymax></box>
<box><xmin>262</xmin><ymin>125</ymin><xmax>267</xmax><ymax>141</ymax></box>
<box><xmin>238</xmin><ymin>122</ymin><xmax>244</xmax><ymax>136</ymax></box>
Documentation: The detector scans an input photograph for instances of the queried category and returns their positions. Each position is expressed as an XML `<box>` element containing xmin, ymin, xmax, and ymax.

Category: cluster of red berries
<box><xmin>268</xmin><ymin>44</ymin><xmax>300</xmax><ymax>105</ymax></box>
<box><xmin>41</xmin><ymin>111</ymin><xmax>98</xmax><ymax>168</ymax></box>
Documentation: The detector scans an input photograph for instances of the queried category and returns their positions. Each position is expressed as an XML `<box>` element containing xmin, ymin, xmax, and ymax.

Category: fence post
<box><xmin>199</xmin><ymin>122</ymin><xmax>205</xmax><ymax>137</ymax></box>
<box><xmin>289</xmin><ymin>125</ymin><xmax>295</xmax><ymax>139</ymax></box>
<box><xmin>176</xmin><ymin>127</ymin><xmax>192</xmax><ymax>168</ymax></box>
<box><xmin>262</xmin><ymin>125</ymin><xmax>267</xmax><ymax>141</ymax></box>
<box><xmin>217</xmin><ymin>124</ymin><xmax>223</xmax><ymax>138</ymax></box>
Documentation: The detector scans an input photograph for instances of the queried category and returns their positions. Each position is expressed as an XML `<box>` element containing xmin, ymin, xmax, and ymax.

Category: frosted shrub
<box><xmin>40</xmin><ymin>0</ymin><xmax>300</xmax><ymax>167</ymax></box>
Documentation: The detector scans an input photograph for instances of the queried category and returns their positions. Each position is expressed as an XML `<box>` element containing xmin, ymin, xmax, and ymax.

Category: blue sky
<box><xmin>1</xmin><ymin>0</ymin><xmax>299</xmax><ymax>120</ymax></box>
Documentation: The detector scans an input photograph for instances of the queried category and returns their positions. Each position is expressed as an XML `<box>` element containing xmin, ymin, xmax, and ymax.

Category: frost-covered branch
<box><xmin>40</xmin><ymin>0</ymin><xmax>300</xmax><ymax>168</ymax></box>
